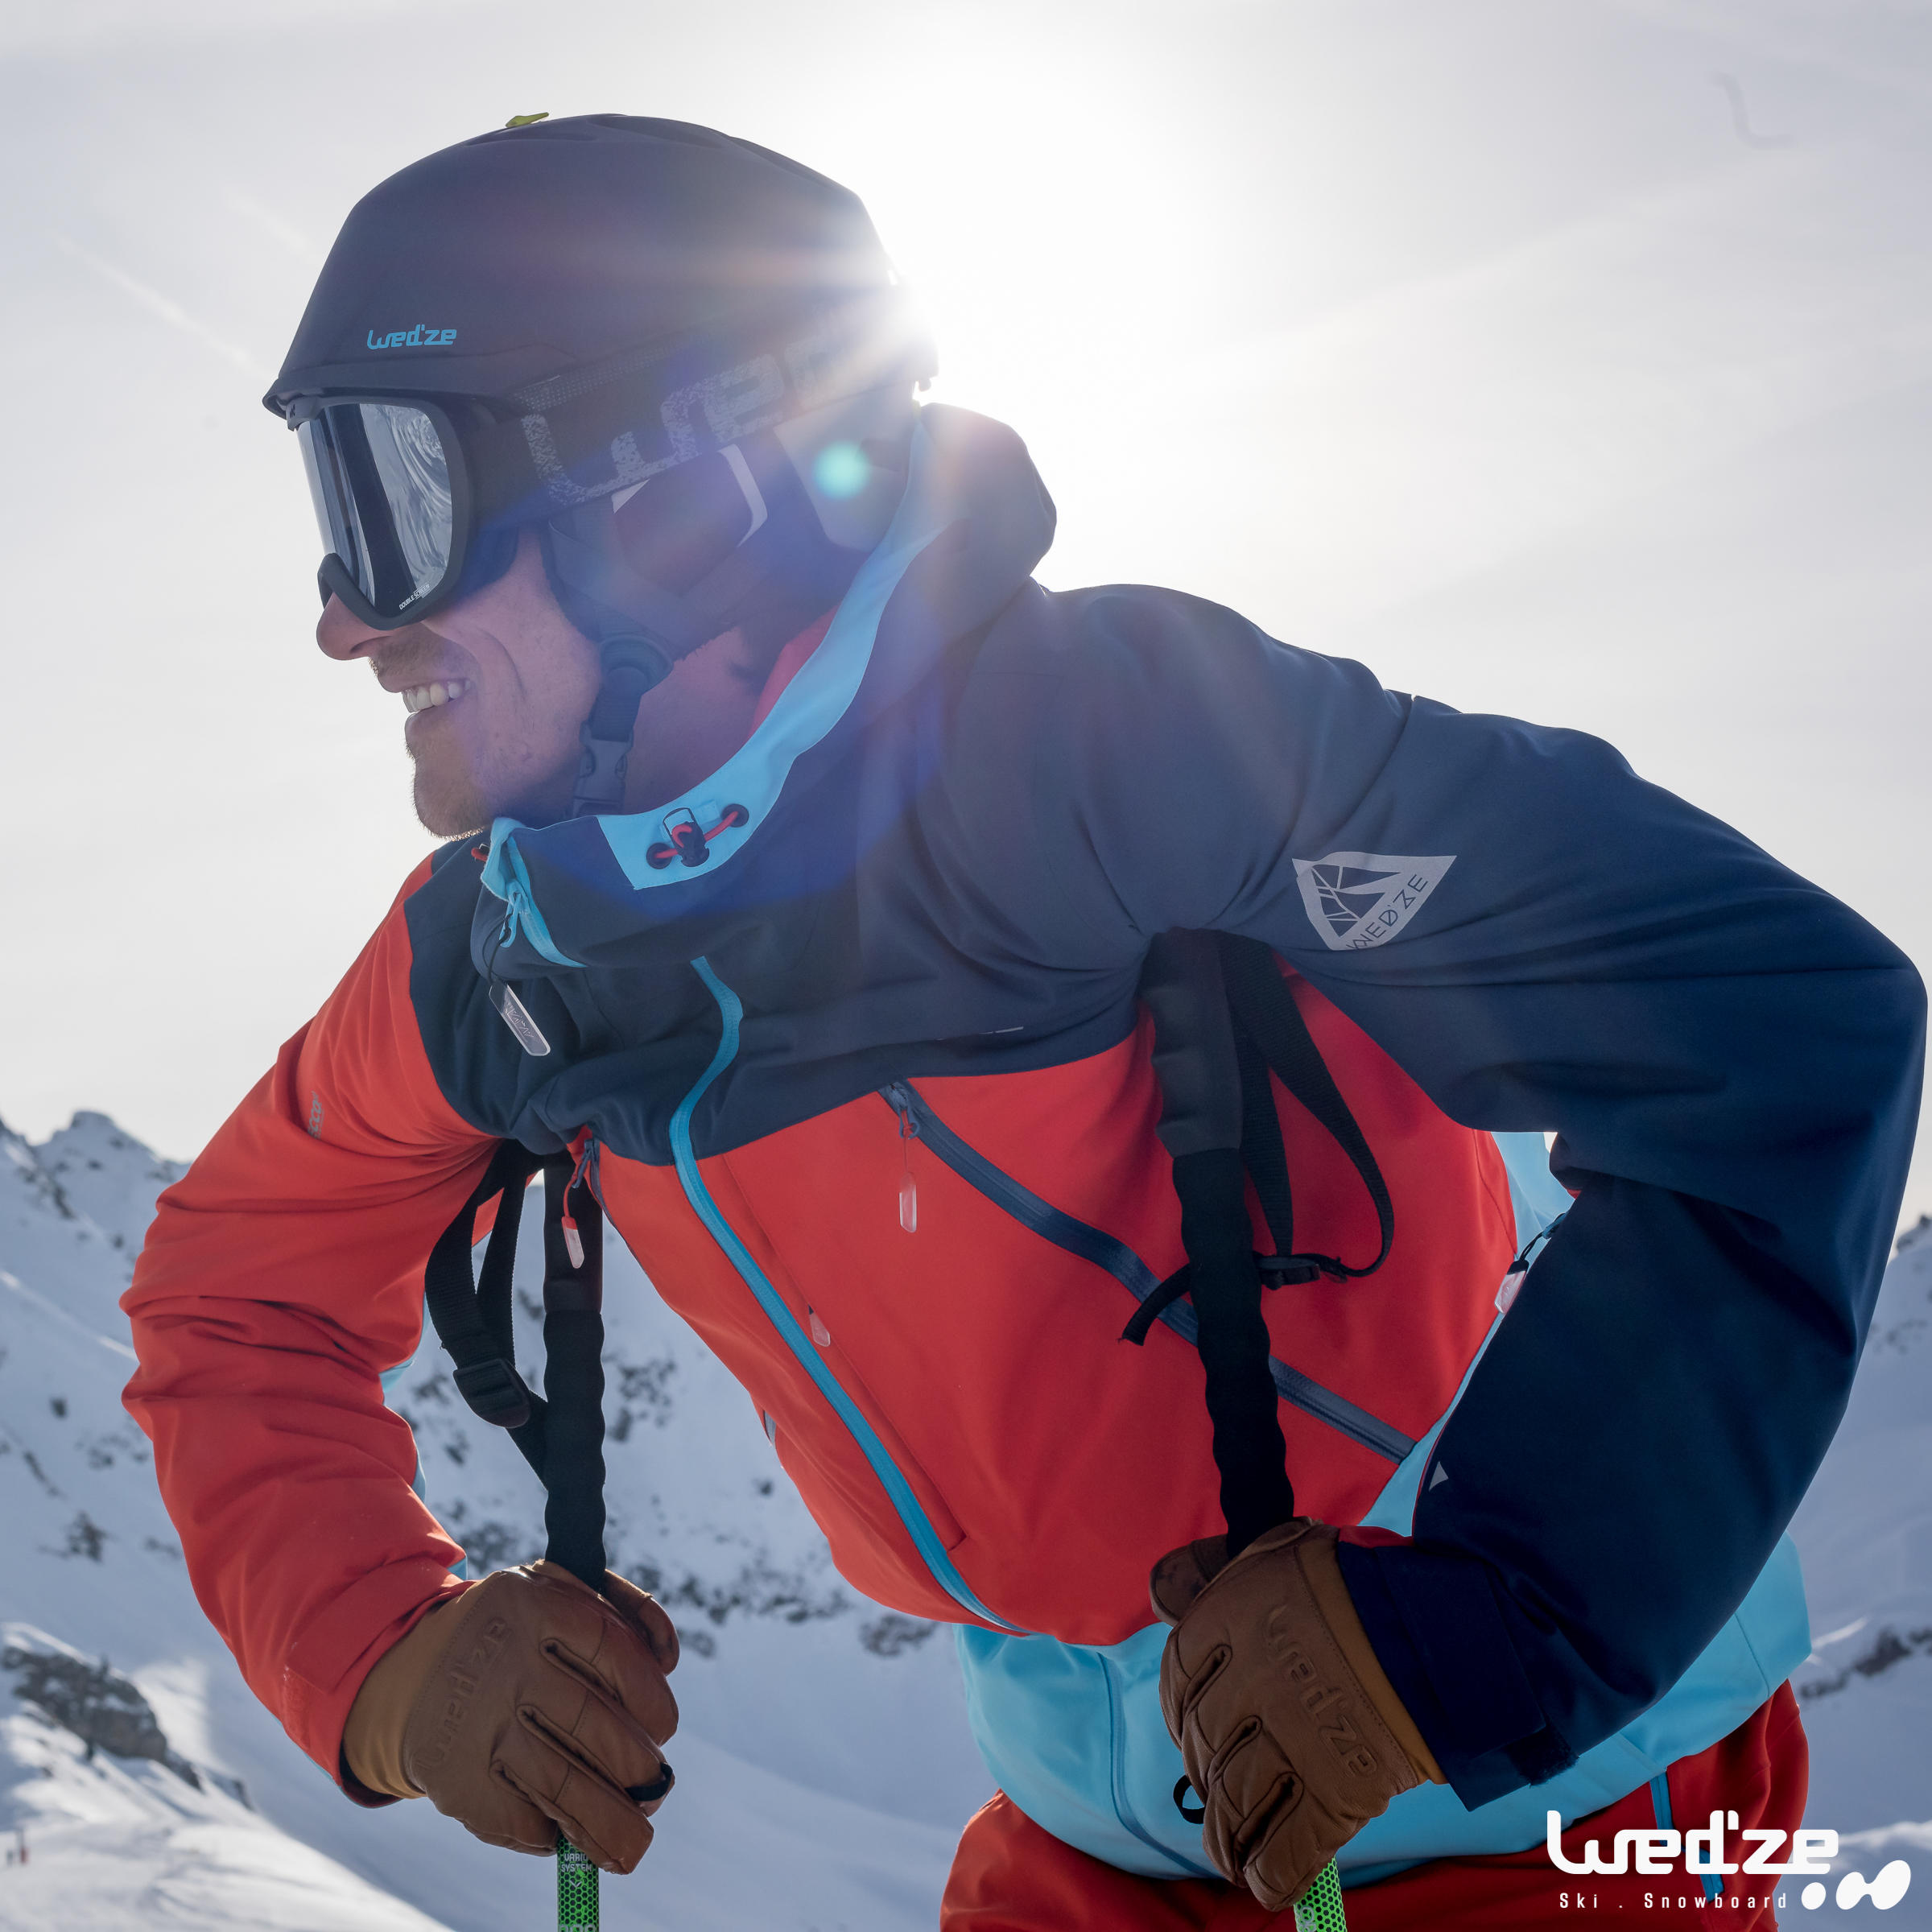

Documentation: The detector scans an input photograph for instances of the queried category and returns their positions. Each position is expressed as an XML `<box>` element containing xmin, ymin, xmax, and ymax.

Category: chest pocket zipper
<box><xmin>878</xmin><ymin>1080</ymin><xmax>1417</xmax><ymax>1467</ymax></box>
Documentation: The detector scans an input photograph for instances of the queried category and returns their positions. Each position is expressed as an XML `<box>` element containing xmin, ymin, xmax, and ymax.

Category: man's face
<box><xmin>318</xmin><ymin>526</ymin><xmax>768</xmax><ymax>836</ymax></box>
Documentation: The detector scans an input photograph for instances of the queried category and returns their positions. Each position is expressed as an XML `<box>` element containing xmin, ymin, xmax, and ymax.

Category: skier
<box><xmin>125</xmin><ymin>116</ymin><xmax>1923</xmax><ymax>1929</ymax></box>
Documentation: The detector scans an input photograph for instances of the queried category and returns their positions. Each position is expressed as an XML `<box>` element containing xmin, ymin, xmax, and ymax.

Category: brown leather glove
<box><xmin>343</xmin><ymin>1562</ymin><xmax>679</xmax><ymax>1872</ymax></box>
<box><xmin>1151</xmin><ymin>1518</ymin><xmax>1443</xmax><ymax>1912</ymax></box>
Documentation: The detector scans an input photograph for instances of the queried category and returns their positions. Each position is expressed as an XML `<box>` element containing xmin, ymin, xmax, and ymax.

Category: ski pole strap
<box><xmin>1170</xmin><ymin>1145</ymin><xmax>1297</xmax><ymax>1555</ymax></box>
<box><xmin>421</xmin><ymin>1140</ymin><xmax>611</xmax><ymax>1589</ymax></box>
<box><xmin>423</xmin><ymin>1142</ymin><xmax>543</xmax><ymax>1433</ymax></box>
<box><xmin>535</xmin><ymin>1149</ymin><xmax>609</xmax><ymax>1591</ymax></box>
<box><xmin>1219</xmin><ymin>935</ymin><xmax>1393</xmax><ymax>1278</ymax></box>
<box><xmin>1138</xmin><ymin>932</ymin><xmax>1294</xmax><ymax>1556</ymax></box>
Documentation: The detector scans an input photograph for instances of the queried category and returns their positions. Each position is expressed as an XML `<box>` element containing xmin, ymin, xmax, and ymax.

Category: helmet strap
<box><xmin>547</xmin><ymin>431</ymin><xmax>869</xmax><ymax>819</ymax></box>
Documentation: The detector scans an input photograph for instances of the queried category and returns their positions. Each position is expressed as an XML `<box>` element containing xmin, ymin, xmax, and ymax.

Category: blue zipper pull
<box><xmin>885</xmin><ymin>1083</ymin><xmax>920</xmax><ymax>1234</ymax></box>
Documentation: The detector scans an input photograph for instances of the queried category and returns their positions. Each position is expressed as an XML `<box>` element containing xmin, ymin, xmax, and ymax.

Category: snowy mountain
<box><xmin>1787</xmin><ymin>1215</ymin><xmax>1932</xmax><ymax>1922</ymax></box>
<box><xmin>0</xmin><ymin>1111</ymin><xmax>986</xmax><ymax>1930</ymax></box>
<box><xmin>2</xmin><ymin>1109</ymin><xmax>1927</xmax><ymax>1926</ymax></box>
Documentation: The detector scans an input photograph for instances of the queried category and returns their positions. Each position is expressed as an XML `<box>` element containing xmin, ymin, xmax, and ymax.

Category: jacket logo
<box><xmin>1292</xmin><ymin>850</ymin><xmax>1455</xmax><ymax>952</ymax></box>
<box><xmin>365</xmin><ymin>324</ymin><xmax>457</xmax><ymax>349</ymax></box>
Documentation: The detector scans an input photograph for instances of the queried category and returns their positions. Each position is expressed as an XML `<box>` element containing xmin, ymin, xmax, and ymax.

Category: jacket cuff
<box><xmin>1336</xmin><ymin>1539</ymin><xmax>1576</xmax><ymax>1807</ymax></box>
<box><xmin>278</xmin><ymin>1558</ymin><xmax>469</xmax><ymax>1791</ymax></box>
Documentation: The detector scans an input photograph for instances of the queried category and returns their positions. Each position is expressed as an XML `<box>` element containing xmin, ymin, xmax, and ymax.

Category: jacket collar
<box><xmin>473</xmin><ymin>404</ymin><xmax>1055</xmax><ymax>980</ymax></box>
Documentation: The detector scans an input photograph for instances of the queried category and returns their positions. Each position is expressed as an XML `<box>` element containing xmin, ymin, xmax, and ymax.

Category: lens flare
<box><xmin>813</xmin><ymin>442</ymin><xmax>871</xmax><ymax>500</ymax></box>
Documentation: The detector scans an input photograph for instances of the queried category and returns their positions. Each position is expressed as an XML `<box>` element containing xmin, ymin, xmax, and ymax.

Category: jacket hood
<box><xmin>471</xmin><ymin>402</ymin><xmax>1055</xmax><ymax>983</ymax></box>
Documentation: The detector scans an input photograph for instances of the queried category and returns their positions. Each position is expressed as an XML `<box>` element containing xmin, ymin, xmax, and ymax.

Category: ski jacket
<box><xmin>125</xmin><ymin>406</ymin><xmax>1923</xmax><ymax>1876</ymax></box>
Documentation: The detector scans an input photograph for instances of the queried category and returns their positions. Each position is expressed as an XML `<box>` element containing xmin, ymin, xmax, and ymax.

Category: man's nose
<box><xmin>316</xmin><ymin>593</ymin><xmax>385</xmax><ymax>661</ymax></box>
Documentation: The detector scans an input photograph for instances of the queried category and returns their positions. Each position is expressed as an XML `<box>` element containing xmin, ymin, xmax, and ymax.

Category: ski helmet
<box><xmin>266</xmin><ymin>113</ymin><xmax>935</xmax><ymax>813</ymax></box>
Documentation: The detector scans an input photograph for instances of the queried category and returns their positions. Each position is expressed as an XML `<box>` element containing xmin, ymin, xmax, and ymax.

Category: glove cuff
<box><xmin>343</xmin><ymin>1582</ymin><xmax>481</xmax><ymax>1800</ymax></box>
<box><xmin>1303</xmin><ymin>1534</ymin><xmax>1446</xmax><ymax>1786</ymax></box>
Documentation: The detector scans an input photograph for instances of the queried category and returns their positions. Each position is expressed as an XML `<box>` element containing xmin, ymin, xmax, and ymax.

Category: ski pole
<box><xmin>1294</xmin><ymin>1860</ymin><xmax>1346</xmax><ymax>1931</ymax></box>
<box><xmin>558</xmin><ymin>1835</ymin><xmax>598</xmax><ymax>1932</ymax></box>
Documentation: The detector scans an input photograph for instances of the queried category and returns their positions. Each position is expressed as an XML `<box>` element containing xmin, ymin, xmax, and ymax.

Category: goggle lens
<box><xmin>299</xmin><ymin>401</ymin><xmax>455</xmax><ymax>618</ymax></box>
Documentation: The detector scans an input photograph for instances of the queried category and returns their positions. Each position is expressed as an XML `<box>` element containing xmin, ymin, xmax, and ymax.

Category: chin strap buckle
<box><xmin>568</xmin><ymin>633</ymin><xmax>678</xmax><ymax>819</ymax></box>
<box><xmin>571</xmin><ymin>724</ymin><xmax>632</xmax><ymax>817</ymax></box>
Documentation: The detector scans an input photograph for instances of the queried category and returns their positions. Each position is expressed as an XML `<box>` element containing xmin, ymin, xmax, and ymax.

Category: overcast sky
<box><xmin>2</xmin><ymin>0</ymin><xmax>1927</xmax><ymax>1233</ymax></box>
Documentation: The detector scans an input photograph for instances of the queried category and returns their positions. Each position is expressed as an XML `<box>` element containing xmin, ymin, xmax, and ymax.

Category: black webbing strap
<box><xmin>1137</xmin><ymin>931</ymin><xmax>1295</xmax><ymax>1555</ymax></box>
<box><xmin>420</xmin><ymin>1141</ymin><xmax>610</xmax><ymax>1593</ymax></box>
<box><xmin>534</xmin><ymin>1150</ymin><xmax>608</xmax><ymax>1591</ymax></box>
<box><xmin>1123</xmin><ymin>936</ymin><xmax>1395</xmax><ymax>1348</ymax></box>
<box><xmin>423</xmin><ymin>1141</ymin><xmax>542</xmax><ymax>1434</ymax></box>
<box><xmin>1136</xmin><ymin>931</ymin><xmax>1400</xmax><ymax>1558</ymax></box>
<box><xmin>1220</xmin><ymin>934</ymin><xmax>1394</xmax><ymax>1280</ymax></box>
<box><xmin>1170</xmin><ymin>1145</ymin><xmax>1298</xmax><ymax>1554</ymax></box>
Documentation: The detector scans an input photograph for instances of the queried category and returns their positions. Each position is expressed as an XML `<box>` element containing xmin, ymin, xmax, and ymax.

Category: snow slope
<box><xmin>2</xmin><ymin>1108</ymin><xmax>1927</xmax><ymax>1926</ymax></box>
<box><xmin>0</xmin><ymin>1110</ymin><xmax>985</xmax><ymax>1930</ymax></box>
<box><xmin>1787</xmin><ymin>1216</ymin><xmax>1932</xmax><ymax>1922</ymax></box>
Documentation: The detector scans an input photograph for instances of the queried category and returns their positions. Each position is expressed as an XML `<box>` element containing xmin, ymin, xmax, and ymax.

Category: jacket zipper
<box><xmin>879</xmin><ymin>1081</ymin><xmax>1416</xmax><ymax>1466</ymax></box>
<box><xmin>675</xmin><ymin>960</ymin><xmax>1022</xmax><ymax>1633</ymax></box>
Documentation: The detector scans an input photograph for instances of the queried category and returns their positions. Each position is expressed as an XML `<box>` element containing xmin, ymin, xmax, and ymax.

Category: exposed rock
<box><xmin>2</xmin><ymin>1631</ymin><xmax>200</xmax><ymax>1787</ymax></box>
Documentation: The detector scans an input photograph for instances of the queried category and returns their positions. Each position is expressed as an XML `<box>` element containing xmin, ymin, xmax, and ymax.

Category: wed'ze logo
<box><xmin>1292</xmin><ymin>850</ymin><xmax>1455</xmax><ymax>952</ymax></box>
<box><xmin>365</xmin><ymin>324</ymin><xmax>457</xmax><ymax>349</ymax></box>
<box><xmin>1545</xmin><ymin>1811</ymin><xmax>1913</xmax><ymax>1913</ymax></box>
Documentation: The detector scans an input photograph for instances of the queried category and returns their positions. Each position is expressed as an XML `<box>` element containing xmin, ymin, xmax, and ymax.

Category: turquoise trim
<box><xmin>475</xmin><ymin>419</ymin><xmax>950</xmax><ymax>939</ymax></box>
<box><xmin>1360</xmin><ymin>1133</ymin><xmax>1569</xmax><ymax>1537</ymax></box>
<box><xmin>672</xmin><ymin>957</ymin><xmax>1022</xmax><ymax>1634</ymax></box>
<box><xmin>1492</xmin><ymin>1129</ymin><xmax>1573</xmax><ymax>1249</ymax></box>
<box><xmin>477</xmin><ymin>831</ymin><xmax>583</xmax><ymax>968</ymax></box>
<box><xmin>958</xmin><ymin>1621</ymin><xmax>1216</xmax><ymax>1880</ymax></box>
<box><xmin>1650</xmin><ymin>1770</ymin><xmax>1720</xmax><ymax>1897</ymax></box>
<box><xmin>958</xmin><ymin>1536</ymin><xmax>1810</xmax><ymax>1887</ymax></box>
<box><xmin>597</xmin><ymin>437</ymin><xmax>947</xmax><ymax>890</ymax></box>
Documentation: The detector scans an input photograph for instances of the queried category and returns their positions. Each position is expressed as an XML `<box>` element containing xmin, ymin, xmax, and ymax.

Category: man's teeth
<box><xmin>400</xmin><ymin>678</ymin><xmax>471</xmax><ymax>714</ymax></box>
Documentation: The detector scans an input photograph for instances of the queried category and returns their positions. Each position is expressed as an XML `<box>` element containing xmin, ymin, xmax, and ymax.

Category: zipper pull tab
<box><xmin>886</xmin><ymin>1084</ymin><xmax>920</xmax><ymax>1234</ymax></box>
<box><xmin>559</xmin><ymin>1133</ymin><xmax>595</xmax><ymax>1268</ymax></box>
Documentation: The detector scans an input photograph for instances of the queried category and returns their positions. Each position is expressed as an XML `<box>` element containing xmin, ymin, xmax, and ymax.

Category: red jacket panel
<box><xmin>122</xmin><ymin>862</ymin><xmax>492</xmax><ymax>1773</ymax></box>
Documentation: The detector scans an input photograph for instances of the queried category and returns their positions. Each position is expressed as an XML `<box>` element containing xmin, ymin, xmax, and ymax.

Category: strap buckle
<box><xmin>452</xmin><ymin>1356</ymin><xmax>532</xmax><ymax>1430</ymax></box>
<box><xmin>1258</xmin><ymin>1253</ymin><xmax>1328</xmax><ymax>1287</ymax></box>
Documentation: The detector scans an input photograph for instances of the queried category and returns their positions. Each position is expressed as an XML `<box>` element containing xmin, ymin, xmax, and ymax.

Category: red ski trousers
<box><xmin>943</xmin><ymin>1685</ymin><xmax>1807</xmax><ymax>1931</ymax></box>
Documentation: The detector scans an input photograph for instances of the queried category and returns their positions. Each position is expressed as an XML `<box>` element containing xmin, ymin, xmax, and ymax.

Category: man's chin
<box><xmin>411</xmin><ymin>768</ymin><xmax>491</xmax><ymax>841</ymax></box>
<box><xmin>412</xmin><ymin>763</ymin><xmax>573</xmax><ymax>840</ymax></box>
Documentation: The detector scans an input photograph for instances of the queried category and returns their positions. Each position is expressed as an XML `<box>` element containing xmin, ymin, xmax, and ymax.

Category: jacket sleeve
<box><xmin>1009</xmin><ymin>584</ymin><xmax>1926</xmax><ymax>1805</ymax></box>
<box><xmin>122</xmin><ymin>857</ymin><xmax>497</xmax><ymax>1789</ymax></box>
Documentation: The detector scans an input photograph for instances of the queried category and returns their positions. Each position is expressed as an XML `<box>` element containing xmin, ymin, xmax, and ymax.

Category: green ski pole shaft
<box><xmin>1294</xmin><ymin>1857</ymin><xmax>1347</xmax><ymax>1931</ymax></box>
<box><xmin>558</xmin><ymin>1837</ymin><xmax>598</xmax><ymax>1932</ymax></box>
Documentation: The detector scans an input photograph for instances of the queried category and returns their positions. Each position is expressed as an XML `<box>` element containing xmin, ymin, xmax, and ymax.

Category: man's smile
<box><xmin>396</xmin><ymin>677</ymin><xmax>473</xmax><ymax>715</ymax></box>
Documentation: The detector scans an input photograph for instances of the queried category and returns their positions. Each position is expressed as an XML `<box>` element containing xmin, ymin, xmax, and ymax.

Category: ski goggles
<box><xmin>291</xmin><ymin>394</ymin><xmax>493</xmax><ymax>629</ymax></box>
<box><xmin>285</xmin><ymin>290</ymin><xmax>937</xmax><ymax>630</ymax></box>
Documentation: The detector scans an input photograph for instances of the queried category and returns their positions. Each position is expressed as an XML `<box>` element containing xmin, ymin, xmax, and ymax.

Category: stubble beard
<box><xmin>411</xmin><ymin>762</ymin><xmax>489</xmax><ymax>841</ymax></box>
<box><xmin>410</xmin><ymin>722</ymin><xmax>582</xmax><ymax>839</ymax></box>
